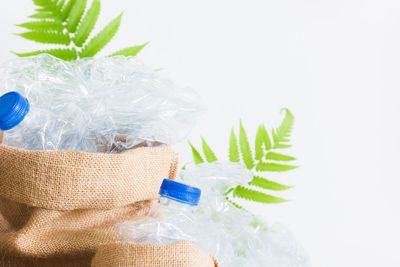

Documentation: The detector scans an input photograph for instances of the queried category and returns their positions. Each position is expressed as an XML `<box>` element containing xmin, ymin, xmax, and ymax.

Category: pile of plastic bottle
<box><xmin>0</xmin><ymin>54</ymin><xmax>204</xmax><ymax>152</ymax></box>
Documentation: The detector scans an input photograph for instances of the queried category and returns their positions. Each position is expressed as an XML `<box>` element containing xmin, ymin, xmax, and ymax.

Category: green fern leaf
<box><xmin>108</xmin><ymin>42</ymin><xmax>149</xmax><ymax>57</ymax></box>
<box><xmin>66</xmin><ymin>0</ymin><xmax>87</xmax><ymax>32</ymax></box>
<box><xmin>256</xmin><ymin>162</ymin><xmax>298</xmax><ymax>172</ymax></box>
<box><xmin>233</xmin><ymin>186</ymin><xmax>288</xmax><ymax>203</ymax></box>
<box><xmin>80</xmin><ymin>13</ymin><xmax>122</xmax><ymax>57</ymax></box>
<box><xmin>261</xmin><ymin>125</ymin><xmax>272</xmax><ymax>150</ymax></box>
<box><xmin>74</xmin><ymin>0</ymin><xmax>100</xmax><ymax>46</ymax></box>
<box><xmin>17</xmin><ymin>31</ymin><xmax>70</xmax><ymax>45</ymax></box>
<box><xmin>60</xmin><ymin>0</ymin><xmax>76</xmax><ymax>20</ymax></box>
<box><xmin>189</xmin><ymin>142</ymin><xmax>204</xmax><ymax>164</ymax></box>
<box><xmin>265</xmin><ymin>152</ymin><xmax>296</xmax><ymax>161</ymax></box>
<box><xmin>29</xmin><ymin>12</ymin><xmax>54</xmax><ymax>19</ymax></box>
<box><xmin>229</xmin><ymin>128</ymin><xmax>240</xmax><ymax>162</ymax></box>
<box><xmin>255</xmin><ymin>126</ymin><xmax>264</xmax><ymax>160</ymax></box>
<box><xmin>239</xmin><ymin>121</ymin><xmax>254</xmax><ymax>170</ymax></box>
<box><xmin>249</xmin><ymin>176</ymin><xmax>292</xmax><ymax>191</ymax></box>
<box><xmin>12</xmin><ymin>48</ymin><xmax>77</xmax><ymax>60</ymax></box>
<box><xmin>201</xmin><ymin>137</ymin><xmax>217</xmax><ymax>163</ymax></box>
<box><xmin>16</xmin><ymin>21</ymin><xmax>64</xmax><ymax>32</ymax></box>
<box><xmin>273</xmin><ymin>108</ymin><xmax>294</xmax><ymax>148</ymax></box>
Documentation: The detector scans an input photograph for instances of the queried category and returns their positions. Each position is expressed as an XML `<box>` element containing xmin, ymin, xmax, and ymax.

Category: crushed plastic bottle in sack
<box><xmin>0</xmin><ymin>54</ymin><xmax>205</xmax><ymax>152</ymax></box>
<box><xmin>180</xmin><ymin>162</ymin><xmax>311</xmax><ymax>267</ymax></box>
<box><xmin>115</xmin><ymin>179</ymin><xmax>201</xmax><ymax>244</ymax></box>
<box><xmin>0</xmin><ymin>91</ymin><xmax>30</xmax><ymax>143</ymax></box>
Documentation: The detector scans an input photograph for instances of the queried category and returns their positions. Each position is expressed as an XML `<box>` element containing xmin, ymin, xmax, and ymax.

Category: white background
<box><xmin>1</xmin><ymin>0</ymin><xmax>400</xmax><ymax>266</ymax></box>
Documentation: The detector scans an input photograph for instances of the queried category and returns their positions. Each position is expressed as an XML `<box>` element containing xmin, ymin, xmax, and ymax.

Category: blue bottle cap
<box><xmin>159</xmin><ymin>179</ymin><xmax>201</xmax><ymax>206</ymax></box>
<box><xmin>0</xmin><ymin>91</ymin><xmax>30</xmax><ymax>131</ymax></box>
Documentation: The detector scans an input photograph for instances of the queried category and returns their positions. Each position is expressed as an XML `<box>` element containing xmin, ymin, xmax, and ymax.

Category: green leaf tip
<box><xmin>229</xmin><ymin>128</ymin><xmax>240</xmax><ymax>162</ymax></box>
<box><xmin>239</xmin><ymin>120</ymin><xmax>254</xmax><ymax>170</ymax></box>
<box><xmin>201</xmin><ymin>137</ymin><xmax>217</xmax><ymax>163</ymax></box>
<box><xmin>273</xmin><ymin>108</ymin><xmax>294</xmax><ymax>149</ymax></box>
<box><xmin>108</xmin><ymin>42</ymin><xmax>149</xmax><ymax>57</ymax></box>
<box><xmin>189</xmin><ymin>142</ymin><xmax>204</xmax><ymax>164</ymax></box>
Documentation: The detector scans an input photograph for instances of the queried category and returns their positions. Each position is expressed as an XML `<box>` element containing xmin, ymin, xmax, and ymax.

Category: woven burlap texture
<box><xmin>0</xmin><ymin>144</ymin><xmax>180</xmax><ymax>266</ymax></box>
<box><xmin>91</xmin><ymin>241</ymin><xmax>219</xmax><ymax>267</ymax></box>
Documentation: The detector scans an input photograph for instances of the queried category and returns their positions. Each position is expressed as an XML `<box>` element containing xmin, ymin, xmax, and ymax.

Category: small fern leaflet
<box><xmin>256</xmin><ymin>162</ymin><xmax>298</xmax><ymax>172</ymax></box>
<box><xmin>66</xmin><ymin>0</ymin><xmax>86</xmax><ymax>32</ymax></box>
<box><xmin>108</xmin><ymin>43</ymin><xmax>149</xmax><ymax>57</ymax></box>
<box><xmin>249</xmin><ymin>176</ymin><xmax>292</xmax><ymax>191</ymax></box>
<box><xmin>74</xmin><ymin>0</ymin><xmax>100</xmax><ymax>46</ymax></box>
<box><xmin>80</xmin><ymin>13</ymin><xmax>122</xmax><ymax>57</ymax></box>
<box><xmin>190</xmin><ymin>142</ymin><xmax>204</xmax><ymax>164</ymax></box>
<box><xmin>229</xmin><ymin>128</ymin><xmax>240</xmax><ymax>162</ymax></box>
<box><xmin>233</xmin><ymin>186</ymin><xmax>288</xmax><ymax>203</ymax></box>
<box><xmin>265</xmin><ymin>152</ymin><xmax>296</xmax><ymax>161</ymax></box>
<box><xmin>202</xmin><ymin>137</ymin><xmax>217</xmax><ymax>163</ymax></box>
<box><xmin>239</xmin><ymin>121</ymin><xmax>254</xmax><ymax>170</ymax></box>
<box><xmin>17</xmin><ymin>31</ymin><xmax>70</xmax><ymax>45</ymax></box>
<box><xmin>13</xmin><ymin>48</ymin><xmax>78</xmax><ymax>61</ymax></box>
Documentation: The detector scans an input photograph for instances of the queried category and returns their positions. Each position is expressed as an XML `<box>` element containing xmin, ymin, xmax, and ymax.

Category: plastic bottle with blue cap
<box><xmin>116</xmin><ymin>179</ymin><xmax>202</xmax><ymax>245</ymax></box>
<box><xmin>0</xmin><ymin>92</ymin><xmax>30</xmax><ymax>144</ymax></box>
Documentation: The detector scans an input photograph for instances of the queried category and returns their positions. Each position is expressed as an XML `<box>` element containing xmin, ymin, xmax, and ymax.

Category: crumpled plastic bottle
<box><xmin>115</xmin><ymin>179</ymin><xmax>201</xmax><ymax>245</ymax></box>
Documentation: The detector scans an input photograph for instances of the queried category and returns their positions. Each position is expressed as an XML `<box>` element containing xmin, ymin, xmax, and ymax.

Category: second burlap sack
<box><xmin>0</xmin><ymin>144</ymin><xmax>186</xmax><ymax>266</ymax></box>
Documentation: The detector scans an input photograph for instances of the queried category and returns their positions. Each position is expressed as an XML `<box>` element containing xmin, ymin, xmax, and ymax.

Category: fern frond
<box><xmin>229</xmin><ymin>128</ymin><xmax>240</xmax><ymax>162</ymax></box>
<box><xmin>255</xmin><ymin>125</ymin><xmax>271</xmax><ymax>160</ymax></box>
<box><xmin>29</xmin><ymin>12</ymin><xmax>54</xmax><ymax>19</ymax></box>
<box><xmin>80</xmin><ymin>13</ymin><xmax>122</xmax><ymax>57</ymax></box>
<box><xmin>256</xmin><ymin>162</ymin><xmax>298</xmax><ymax>172</ymax></box>
<box><xmin>66</xmin><ymin>0</ymin><xmax>87</xmax><ymax>32</ymax></box>
<box><xmin>12</xmin><ymin>48</ymin><xmax>78</xmax><ymax>60</ymax></box>
<box><xmin>189</xmin><ymin>142</ymin><xmax>204</xmax><ymax>164</ymax></box>
<box><xmin>74</xmin><ymin>0</ymin><xmax>100</xmax><ymax>46</ymax></box>
<box><xmin>17</xmin><ymin>31</ymin><xmax>70</xmax><ymax>45</ymax></box>
<box><xmin>201</xmin><ymin>137</ymin><xmax>217</xmax><ymax>163</ymax></box>
<box><xmin>233</xmin><ymin>186</ymin><xmax>288</xmax><ymax>203</ymax></box>
<box><xmin>108</xmin><ymin>42</ymin><xmax>149</xmax><ymax>57</ymax></box>
<box><xmin>16</xmin><ymin>21</ymin><xmax>64</xmax><ymax>32</ymax></box>
<box><xmin>60</xmin><ymin>0</ymin><xmax>76</xmax><ymax>20</ymax></box>
<box><xmin>249</xmin><ymin>176</ymin><xmax>292</xmax><ymax>191</ymax></box>
<box><xmin>239</xmin><ymin>121</ymin><xmax>254</xmax><ymax>170</ymax></box>
<box><xmin>273</xmin><ymin>108</ymin><xmax>294</xmax><ymax>148</ymax></box>
<box><xmin>265</xmin><ymin>152</ymin><xmax>296</xmax><ymax>161</ymax></box>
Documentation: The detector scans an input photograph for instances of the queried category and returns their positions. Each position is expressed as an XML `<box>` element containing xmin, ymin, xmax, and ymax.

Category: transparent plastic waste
<box><xmin>180</xmin><ymin>162</ymin><xmax>310</xmax><ymax>267</ymax></box>
<box><xmin>0</xmin><ymin>54</ymin><xmax>205</xmax><ymax>152</ymax></box>
<box><xmin>116</xmin><ymin>179</ymin><xmax>201</xmax><ymax>245</ymax></box>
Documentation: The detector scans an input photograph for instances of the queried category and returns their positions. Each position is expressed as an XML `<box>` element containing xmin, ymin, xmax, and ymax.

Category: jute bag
<box><xmin>0</xmin><ymin>144</ymin><xmax>192</xmax><ymax>266</ymax></box>
<box><xmin>91</xmin><ymin>241</ymin><xmax>219</xmax><ymax>267</ymax></box>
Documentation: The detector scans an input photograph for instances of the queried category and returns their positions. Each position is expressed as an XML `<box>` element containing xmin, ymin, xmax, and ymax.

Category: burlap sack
<box><xmin>91</xmin><ymin>241</ymin><xmax>219</xmax><ymax>267</ymax></box>
<box><xmin>0</xmin><ymin>144</ymin><xmax>182</xmax><ymax>267</ymax></box>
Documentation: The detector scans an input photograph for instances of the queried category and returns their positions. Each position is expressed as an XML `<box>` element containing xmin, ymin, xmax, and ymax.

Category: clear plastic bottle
<box><xmin>0</xmin><ymin>92</ymin><xmax>30</xmax><ymax>144</ymax></box>
<box><xmin>115</xmin><ymin>179</ymin><xmax>201</xmax><ymax>245</ymax></box>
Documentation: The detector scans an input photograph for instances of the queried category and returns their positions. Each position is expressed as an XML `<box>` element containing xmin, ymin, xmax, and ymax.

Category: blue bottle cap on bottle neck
<box><xmin>0</xmin><ymin>91</ymin><xmax>30</xmax><ymax>131</ymax></box>
<box><xmin>159</xmin><ymin>179</ymin><xmax>201</xmax><ymax>206</ymax></box>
